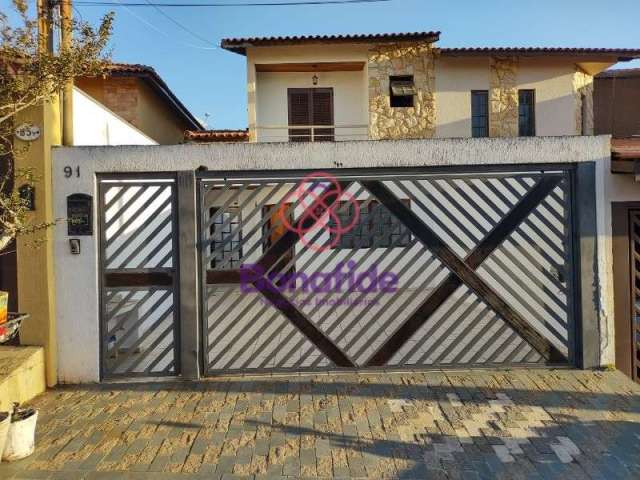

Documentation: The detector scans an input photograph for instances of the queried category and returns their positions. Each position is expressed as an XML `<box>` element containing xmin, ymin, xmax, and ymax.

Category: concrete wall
<box><xmin>15</xmin><ymin>99</ymin><xmax>61</xmax><ymax>387</ymax></box>
<box><xmin>435</xmin><ymin>57</ymin><xmax>490</xmax><ymax>137</ymax></box>
<box><xmin>517</xmin><ymin>58</ymin><xmax>577</xmax><ymax>137</ymax></box>
<box><xmin>595</xmin><ymin>156</ymin><xmax>640</xmax><ymax>365</ymax></box>
<box><xmin>52</xmin><ymin>136</ymin><xmax>609</xmax><ymax>382</ymax></box>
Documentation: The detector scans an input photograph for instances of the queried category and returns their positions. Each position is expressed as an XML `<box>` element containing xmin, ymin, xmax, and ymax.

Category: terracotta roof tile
<box><xmin>612</xmin><ymin>138</ymin><xmax>640</xmax><ymax>160</ymax></box>
<box><xmin>440</xmin><ymin>47</ymin><xmax>640</xmax><ymax>58</ymax></box>
<box><xmin>98</xmin><ymin>63</ymin><xmax>202</xmax><ymax>130</ymax></box>
<box><xmin>221</xmin><ymin>31</ymin><xmax>440</xmax><ymax>54</ymax></box>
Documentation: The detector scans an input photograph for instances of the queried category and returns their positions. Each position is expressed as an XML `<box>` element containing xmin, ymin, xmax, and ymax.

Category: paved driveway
<box><xmin>1</xmin><ymin>369</ymin><xmax>640</xmax><ymax>479</ymax></box>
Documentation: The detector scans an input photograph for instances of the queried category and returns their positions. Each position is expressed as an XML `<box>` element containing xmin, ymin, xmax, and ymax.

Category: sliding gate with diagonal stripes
<box><xmin>98</xmin><ymin>176</ymin><xmax>180</xmax><ymax>379</ymax></box>
<box><xmin>199</xmin><ymin>167</ymin><xmax>577</xmax><ymax>374</ymax></box>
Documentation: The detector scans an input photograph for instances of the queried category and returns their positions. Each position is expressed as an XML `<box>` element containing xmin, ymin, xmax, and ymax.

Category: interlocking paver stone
<box><xmin>2</xmin><ymin>369</ymin><xmax>640</xmax><ymax>479</ymax></box>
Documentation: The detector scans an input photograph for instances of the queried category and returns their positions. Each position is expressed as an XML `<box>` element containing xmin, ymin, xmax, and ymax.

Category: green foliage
<box><xmin>0</xmin><ymin>0</ymin><xmax>113</xmax><ymax>251</ymax></box>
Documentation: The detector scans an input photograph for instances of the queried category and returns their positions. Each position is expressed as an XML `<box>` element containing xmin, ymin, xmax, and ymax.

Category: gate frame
<box><xmin>97</xmin><ymin>172</ymin><xmax>183</xmax><ymax>380</ymax></box>
<box><xmin>194</xmin><ymin>162</ymin><xmax>598</xmax><ymax>376</ymax></box>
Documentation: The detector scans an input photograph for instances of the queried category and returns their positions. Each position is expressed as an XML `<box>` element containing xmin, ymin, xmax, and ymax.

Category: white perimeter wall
<box><xmin>596</xmin><ymin>157</ymin><xmax>640</xmax><ymax>365</ymax></box>
<box><xmin>53</xmin><ymin>136</ymin><xmax>611</xmax><ymax>382</ymax></box>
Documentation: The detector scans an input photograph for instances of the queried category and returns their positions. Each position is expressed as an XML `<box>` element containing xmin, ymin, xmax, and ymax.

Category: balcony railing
<box><xmin>255</xmin><ymin>124</ymin><xmax>369</xmax><ymax>143</ymax></box>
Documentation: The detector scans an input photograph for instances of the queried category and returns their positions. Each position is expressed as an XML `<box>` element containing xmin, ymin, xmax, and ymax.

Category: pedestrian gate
<box><xmin>198</xmin><ymin>168</ymin><xmax>576</xmax><ymax>375</ymax></box>
<box><xmin>98</xmin><ymin>177</ymin><xmax>180</xmax><ymax>379</ymax></box>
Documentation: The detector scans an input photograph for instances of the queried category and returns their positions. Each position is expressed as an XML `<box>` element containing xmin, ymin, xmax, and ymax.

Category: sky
<box><xmin>6</xmin><ymin>0</ymin><xmax>640</xmax><ymax>130</ymax></box>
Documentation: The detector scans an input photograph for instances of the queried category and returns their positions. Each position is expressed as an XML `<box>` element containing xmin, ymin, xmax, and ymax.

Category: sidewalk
<box><xmin>1</xmin><ymin>369</ymin><xmax>639</xmax><ymax>479</ymax></box>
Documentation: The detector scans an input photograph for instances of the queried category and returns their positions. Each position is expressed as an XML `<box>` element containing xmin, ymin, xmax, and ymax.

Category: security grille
<box><xmin>199</xmin><ymin>168</ymin><xmax>575</xmax><ymax>374</ymax></box>
<box><xmin>98</xmin><ymin>177</ymin><xmax>180</xmax><ymax>378</ymax></box>
<box><xmin>631</xmin><ymin>211</ymin><xmax>640</xmax><ymax>381</ymax></box>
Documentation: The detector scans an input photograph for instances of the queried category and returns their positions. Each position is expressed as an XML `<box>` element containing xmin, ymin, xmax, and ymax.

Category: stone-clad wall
<box><xmin>573</xmin><ymin>69</ymin><xmax>594</xmax><ymax>136</ymax></box>
<box><xmin>368</xmin><ymin>43</ymin><xmax>436</xmax><ymax>140</ymax></box>
<box><xmin>489</xmin><ymin>57</ymin><xmax>519</xmax><ymax>137</ymax></box>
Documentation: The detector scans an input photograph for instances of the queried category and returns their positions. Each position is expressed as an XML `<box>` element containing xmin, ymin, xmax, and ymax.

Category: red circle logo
<box><xmin>278</xmin><ymin>172</ymin><xmax>360</xmax><ymax>252</ymax></box>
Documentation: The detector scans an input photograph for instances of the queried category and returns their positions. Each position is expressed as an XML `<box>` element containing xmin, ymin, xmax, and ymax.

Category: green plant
<box><xmin>0</xmin><ymin>0</ymin><xmax>113</xmax><ymax>252</ymax></box>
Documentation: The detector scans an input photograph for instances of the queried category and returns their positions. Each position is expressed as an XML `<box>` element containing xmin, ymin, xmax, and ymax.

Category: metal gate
<box><xmin>198</xmin><ymin>167</ymin><xmax>576</xmax><ymax>374</ymax></box>
<box><xmin>629</xmin><ymin>211</ymin><xmax>640</xmax><ymax>381</ymax></box>
<box><xmin>98</xmin><ymin>176</ymin><xmax>180</xmax><ymax>379</ymax></box>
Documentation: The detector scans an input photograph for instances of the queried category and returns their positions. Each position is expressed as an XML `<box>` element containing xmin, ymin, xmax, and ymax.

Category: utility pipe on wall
<box><xmin>60</xmin><ymin>0</ymin><xmax>74</xmax><ymax>146</ymax></box>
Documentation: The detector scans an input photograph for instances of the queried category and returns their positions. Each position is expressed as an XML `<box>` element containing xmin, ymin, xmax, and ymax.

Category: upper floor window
<box><xmin>518</xmin><ymin>89</ymin><xmax>536</xmax><ymax>137</ymax></box>
<box><xmin>287</xmin><ymin>88</ymin><xmax>334</xmax><ymax>142</ymax></box>
<box><xmin>390</xmin><ymin>75</ymin><xmax>415</xmax><ymax>108</ymax></box>
<box><xmin>471</xmin><ymin>90</ymin><xmax>489</xmax><ymax>138</ymax></box>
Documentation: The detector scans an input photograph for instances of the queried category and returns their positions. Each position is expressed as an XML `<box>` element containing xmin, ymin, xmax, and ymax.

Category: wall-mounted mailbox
<box><xmin>67</xmin><ymin>193</ymin><xmax>93</xmax><ymax>236</ymax></box>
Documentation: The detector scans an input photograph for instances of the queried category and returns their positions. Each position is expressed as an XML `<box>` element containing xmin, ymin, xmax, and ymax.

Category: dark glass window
<box><xmin>390</xmin><ymin>75</ymin><xmax>415</xmax><ymax>108</ymax></box>
<box><xmin>471</xmin><ymin>90</ymin><xmax>489</xmax><ymax>137</ymax></box>
<box><xmin>209</xmin><ymin>207</ymin><xmax>242</xmax><ymax>269</ymax></box>
<box><xmin>518</xmin><ymin>89</ymin><xmax>536</xmax><ymax>137</ymax></box>
<box><xmin>330</xmin><ymin>200</ymin><xmax>412</xmax><ymax>249</ymax></box>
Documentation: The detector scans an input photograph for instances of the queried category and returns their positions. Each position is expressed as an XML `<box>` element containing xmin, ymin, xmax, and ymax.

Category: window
<box><xmin>518</xmin><ymin>89</ymin><xmax>535</xmax><ymax>137</ymax></box>
<box><xmin>287</xmin><ymin>88</ymin><xmax>334</xmax><ymax>142</ymax></box>
<box><xmin>209</xmin><ymin>207</ymin><xmax>242</xmax><ymax>269</ymax></box>
<box><xmin>330</xmin><ymin>200</ymin><xmax>412</xmax><ymax>249</ymax></box>
<box><xmin>390</xmin><ymin>75</ymin><xmax>415</xmax><ymax>108</ymax></box>
<box><xmin>471</xmin><ymin>90</ymin><xmax>489</xmax><ymax>137</ymax></box>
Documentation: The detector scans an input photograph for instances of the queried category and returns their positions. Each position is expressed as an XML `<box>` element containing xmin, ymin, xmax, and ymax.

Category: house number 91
<box><xmin>64</xmin><ymin>166</ymin><xmax>80</xmax><ymax>178</ymax></box>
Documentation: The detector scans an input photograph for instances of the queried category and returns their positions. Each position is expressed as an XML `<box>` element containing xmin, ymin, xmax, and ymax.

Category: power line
<box><xmin>113</xmin><ymin>0</ymin><xmax>218</xmax><ymax>49</ymax></box>
<box><xmin>74</xmin><ymin>0</ymin><xmax>393</xmax><ymax>7</ymax></box>
<box><xmin>141</xmin><ymin>0</ymin><xmax>213</xmax><ymax>45</ymax></box>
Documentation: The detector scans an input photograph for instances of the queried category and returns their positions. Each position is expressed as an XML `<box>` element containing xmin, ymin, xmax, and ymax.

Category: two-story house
<box><xmin>221</xmin><ymin>31</ymin><xmax>640</xmax><ymax>142</ymax></box>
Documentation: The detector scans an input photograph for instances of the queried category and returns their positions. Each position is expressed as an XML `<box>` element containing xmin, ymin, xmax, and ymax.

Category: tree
<box><xmin>0</xmin><ymin>0</ymin><xmax>113</xmax><ymax>252</ymax></box>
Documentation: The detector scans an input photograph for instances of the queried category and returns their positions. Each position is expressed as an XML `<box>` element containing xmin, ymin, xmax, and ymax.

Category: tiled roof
<box><xmin>184</xmin><ymin>129</ymin><xmax>249</xmax><ymax>142</ymax></box>
<box><xmin>440</xmin><ymin>47</ymin><xmax>640</xmax><ymax>58</ymax></box>
<box><xmin>101</xmin><ymin>63</ymin><xmax>202</xmax><ymax>130</ymax></box>
<box><xmin>612</xmin><ymin>138</ymin><xmax>640</xmax><ymax>160</ymax></box>
<box><xmin>221</xmin><ymin>31</ymin><xmax>440</xmax><ymax>54</ymax></box>
<box><xmin>597</xmin><ymin>68</ymin><xmax>640</xmax><ymax>79</ymax></box>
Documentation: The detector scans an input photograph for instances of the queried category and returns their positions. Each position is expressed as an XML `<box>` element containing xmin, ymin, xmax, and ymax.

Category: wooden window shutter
<box><xmin>311</xmin><ymin>89</ymin><xmax>334</xmax><ymax>141</ymax></box>
<box><xmin>288</xmin><ymin>89</ymin><xmax>311</xmax><ymax>142</ymax></box>
<box><xmin>287</xmin><ymin>88</ymin><xmax>334</xmax><ymax>142</ymax></box>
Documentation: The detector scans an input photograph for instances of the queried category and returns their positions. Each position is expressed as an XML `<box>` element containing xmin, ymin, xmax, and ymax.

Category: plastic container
<box><xmin>2</xmin><ymin>407</ymin><xmax>38</xmax><ymax>462</ymax></box>
<box><xmin>0</xmin><ymin>412</ymin><xmax>10</xmax><ymax>463</ymax></box>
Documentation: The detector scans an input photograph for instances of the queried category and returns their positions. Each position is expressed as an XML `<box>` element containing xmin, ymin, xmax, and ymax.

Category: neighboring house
<box><xmin>184</xmin><ymin>129</ymin><xmax>249</xmax><ymax>143</ymax></box>
<box><xmin>220</xmin><ymin>32</ymin><xmax>640</xmax><ymax>142</ymax></box>
<box><xmin>3</xmin><ymin>62</ymin><xmax>201</xmax><ymax>387</ymax></box>
<box><xmin>594</xmin><ymin>68</ymin><xmax>640</xmax><ymax>138</ymax></box>
<box><xmin>76</xmin><ymin>63</ymin><xmax>202</xmax><ymax>144</ymax></box>
<box><xmin>73</xmin><ymin>87</ymin><xmax>157</xmax><ymax>146</ymax></box>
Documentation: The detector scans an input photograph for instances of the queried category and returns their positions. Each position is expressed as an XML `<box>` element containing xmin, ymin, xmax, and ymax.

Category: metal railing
<box><xmin>255</xmin><ymin>124</ymin><xmax>369</xmax><ymax>143</ymax></box>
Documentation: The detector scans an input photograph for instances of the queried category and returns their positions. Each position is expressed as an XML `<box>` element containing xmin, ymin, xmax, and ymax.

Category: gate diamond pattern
<box><xmin>199</xmin><ymin>169</ymin><xmax>574</xmax><ymax>374</ymax></box>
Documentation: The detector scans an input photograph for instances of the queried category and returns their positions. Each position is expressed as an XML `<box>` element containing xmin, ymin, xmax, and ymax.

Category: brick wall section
<box><xmin>103</xmin><ymin>78</ymin><xmax>139</xmax><ymax>127</ymax></box>
<box><xmin>368</xmin><ymin>42</ymin><xmax>436</xmax><ymax>140</ymax></box>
